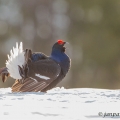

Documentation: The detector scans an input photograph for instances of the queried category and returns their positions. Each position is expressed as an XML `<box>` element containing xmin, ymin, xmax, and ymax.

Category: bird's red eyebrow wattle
<box><xmin>57</xmin><ymin>40</ymin><xmax>64</xmax><ymax>45</ymax></box>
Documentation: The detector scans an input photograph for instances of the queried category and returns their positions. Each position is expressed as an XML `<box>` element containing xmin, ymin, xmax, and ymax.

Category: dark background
<box><xmin>0</xmin><ymin>0</ymin><xmax>120</xmax><ymax>89</ymax></box>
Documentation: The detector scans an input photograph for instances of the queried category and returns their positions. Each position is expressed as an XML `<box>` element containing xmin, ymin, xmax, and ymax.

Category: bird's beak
<box><xmin>63</xmin><ymin>42</ymin><xmax>69</xmax><ymax>51</ymax></box>
<box><xmin>63</xmin><ymin>41</ymin><xmax>69</xmax><ymax>46</ymax></box>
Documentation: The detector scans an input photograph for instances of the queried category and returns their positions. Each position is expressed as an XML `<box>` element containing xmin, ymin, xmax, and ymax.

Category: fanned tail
<box><xmin>6</xmin><ymin>42</ymin><xmax>25</xmax><ymax>79</ymax></box>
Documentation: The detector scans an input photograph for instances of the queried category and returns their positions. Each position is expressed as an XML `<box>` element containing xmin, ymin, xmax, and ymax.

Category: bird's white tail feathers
<box><xmin>6</xmin><ymin>42</ymin><xmax>25</xmax><ymax>79</ymax></box>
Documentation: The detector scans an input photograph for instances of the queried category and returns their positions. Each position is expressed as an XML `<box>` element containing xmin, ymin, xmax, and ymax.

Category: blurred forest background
<box><xmin>0</xmin><ymin>0</ymin><xmax>120</xmax><ymax>89</ymax></box>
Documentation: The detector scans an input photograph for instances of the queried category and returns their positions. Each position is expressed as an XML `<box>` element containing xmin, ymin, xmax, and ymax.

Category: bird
<box><xmin>0</xmin><ymin>40</ymin><xmax>71</xmax><ymax>92</ymax></box>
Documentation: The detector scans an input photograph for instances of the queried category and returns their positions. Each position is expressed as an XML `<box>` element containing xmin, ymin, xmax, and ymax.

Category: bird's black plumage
<box><xmin>0</xmin><ymin>40</ymin><xmax>71</xmax><ymax>92</ymax></box>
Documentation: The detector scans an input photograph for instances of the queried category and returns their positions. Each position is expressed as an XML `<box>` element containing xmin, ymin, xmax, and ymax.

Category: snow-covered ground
<box><xmin>0</xmin><ymin>87</ymin><xmax>120</xmax><ymax>120</ymax></box>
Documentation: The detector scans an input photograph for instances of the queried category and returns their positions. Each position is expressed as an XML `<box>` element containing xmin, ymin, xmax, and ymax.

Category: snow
<box><xmin>0</xmin><ymin>87</ymin><xmax>120</xmax><ymax>120</ymax></box>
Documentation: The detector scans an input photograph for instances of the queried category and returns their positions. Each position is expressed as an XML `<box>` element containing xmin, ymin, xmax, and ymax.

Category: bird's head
<box><xmin>52</xmin><ymin>40</ymin><xmax>67</xmax><ymax>53</ymax></box>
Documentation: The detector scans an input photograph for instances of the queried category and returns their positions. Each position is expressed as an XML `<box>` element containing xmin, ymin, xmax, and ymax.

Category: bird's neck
<box><xmin>51</xmin><ymin>50</ymin><xmax>65</xmax><ymax>62</ymax></box>
<box><xmin>51</xmin><ymin>50</ymin><xmax>70</xmax><ymax>75</ymax></box>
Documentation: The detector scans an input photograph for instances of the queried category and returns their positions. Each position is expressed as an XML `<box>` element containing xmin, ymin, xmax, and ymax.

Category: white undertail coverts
<box><xmin>6</xmin><ymin>42</ymin><xmax>25</xmax><ymax>79</ymax></box>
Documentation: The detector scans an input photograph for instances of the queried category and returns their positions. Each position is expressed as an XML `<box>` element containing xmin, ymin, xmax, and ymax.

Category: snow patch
<box><xmin>0</xmin><ymin>88</ymin><xmax>120</xmax><ymax>120</ymax></box>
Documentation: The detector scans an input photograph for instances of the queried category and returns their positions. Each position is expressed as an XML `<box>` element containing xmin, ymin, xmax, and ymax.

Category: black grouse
<box><xmin>0</xmin><ymin>40</ymin><xmax>71</xmax><ymax>92</ymax></box>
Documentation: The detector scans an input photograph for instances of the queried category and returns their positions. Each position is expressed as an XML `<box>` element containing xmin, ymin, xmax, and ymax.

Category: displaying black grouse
<box><xmin>0</xmin><ymin>40</ymin><xmax>71</xmax><ymax>92</ymax></box>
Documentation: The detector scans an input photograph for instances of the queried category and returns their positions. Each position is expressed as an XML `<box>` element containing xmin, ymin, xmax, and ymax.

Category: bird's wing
<box><xmin>12</xmin><ymin>59</ymin><xmax>61</xmax><ymax>92</ymax></box>
<box><xmin>31</xmin><ymin>52</ymin><xmax>48</xmax><ymax>62</ymax></box>
<box><xmin>12</xmin><ymin>78</ymin><xmax>49</xmax><ymax>92</ymax></box>
<box><xmin>24</xmin><ymin>49</ymin><xmax>48</xmax><ymax>62</ymax></box>
<box><xmin>27</xmin><ymin>59</ymin><xmax>61</xmax><ymax>82</ymax></box>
